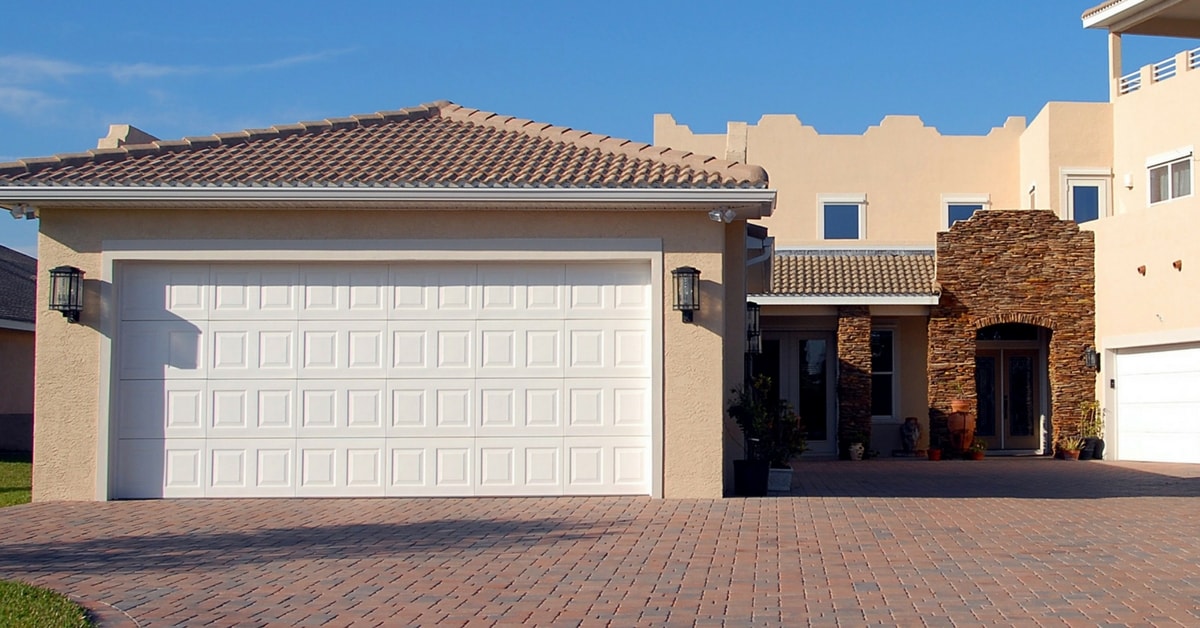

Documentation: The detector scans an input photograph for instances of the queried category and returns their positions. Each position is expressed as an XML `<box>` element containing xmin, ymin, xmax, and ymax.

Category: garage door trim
<box><xmin>97</xmin><ymin>238</ymin><xmax>665</xmax><ymax>499</ymax></box>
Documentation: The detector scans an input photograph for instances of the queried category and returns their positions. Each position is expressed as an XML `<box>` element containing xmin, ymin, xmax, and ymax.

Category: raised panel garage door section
<box><xmin>113</xmin><ymin>261</ymin><xmax>653</xmax><ymax>498</ymax></box>
<box><xmin>1114</xmin><ymin>344</ymin><xmax>1200</xmax><ymax>463</ymax></box>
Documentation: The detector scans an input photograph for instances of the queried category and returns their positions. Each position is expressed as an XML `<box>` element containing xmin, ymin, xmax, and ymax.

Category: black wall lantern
<box><xmin>671</xmin><ymin>266</ymin><xmax>700</xmax><ymax>323</ymax></box>
<box><xmin>1083</xmin><ymin>346</ymin><xmax>1101</xmax><ymax>372</ymax></box>
<box><xmin>746</xmin><ymin>301</ymin><xmax>761</xmax><ymax>354</ymax></box>
<box><xmin>49</xmin><ymin>265</ymin><xmax>84</xmax><ymax>323</ymax></box>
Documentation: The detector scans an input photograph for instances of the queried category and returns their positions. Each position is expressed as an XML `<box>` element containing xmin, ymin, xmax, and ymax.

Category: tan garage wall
<box><xmin>35</xmin><ymin>206</ymin><xmax>737</xmax><ymax>501</ymax></box>
<box><xmin>0</xmin><ymin>328</ymin><xmax>35</xmax><ymax>452</ymax></box>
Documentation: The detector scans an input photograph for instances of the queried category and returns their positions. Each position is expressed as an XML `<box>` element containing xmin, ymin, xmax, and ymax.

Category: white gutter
<box><xmin>746</xmin><ymin>236</ymin><xmax>774</xmax><ymax>266</ymax></box>
<box><xmin>0</xmin><ymin>186</ymin><xmax>776</xmax><ymax>217</ymax></box>
<box><xmin>751</xmin><ymin>295</ymin><xmax>941</xmax><ymax>306</ymax></box>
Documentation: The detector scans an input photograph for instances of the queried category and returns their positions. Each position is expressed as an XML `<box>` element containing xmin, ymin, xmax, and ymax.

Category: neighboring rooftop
<box><xmin>0</xmin><ymin>246</ymin><xmax>36</xmax><ymax>325</ymax></box>
<box><xmin>758</xmin><ymin>249</ymin><xmax>937</xmax><ymax>297</ymax></box>
<box><xmin>0</xmin><ymin>101</ymin><xmax>766</xmax><ymax>190</ymax></box>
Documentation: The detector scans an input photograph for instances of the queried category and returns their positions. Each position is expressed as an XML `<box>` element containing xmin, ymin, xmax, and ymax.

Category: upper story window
<box><xmin>942</xmin><ymin>194</ymin><xmax>990</xmax><ymax>229</ymax></box>
<box><xmin>1062</xmin><ymin>171</ymin><xmax>1110</xmax><ymax>224</ymax></box>
<box><xmin>818</xmin><ymin>194</ymin><xmax>866</xmax><ymax>240</ymax></box>
<box><xmin>1148</xmin><ymin>148</ymin><xmax>1192</xmax><ymax>204</ymax></box>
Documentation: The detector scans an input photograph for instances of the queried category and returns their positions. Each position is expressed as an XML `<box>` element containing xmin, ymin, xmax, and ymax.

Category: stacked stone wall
<box><xmin>928</xmin><ymin>210</ymin><xmax>1095</xmax><ymax>448</ymax></box>
<box><xmin>837</xmin><ymin>306</ymin><xmax>872</xmax><ymax>454</ymax></box>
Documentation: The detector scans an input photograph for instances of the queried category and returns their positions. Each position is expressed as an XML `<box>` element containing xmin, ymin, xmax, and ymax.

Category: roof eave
<box><xmin>0</xmin><ymin>318</ymin><xmax>35</xmax><ymax>332</ymax></box>
<box><xmin>1082</xmin><ymin>0</ymin><xmax>1179</xmax><ymax>30</ymax></box>
<box><xmin>0</xmin><ymin>186</ymin><xmax>777</xmax><ymax>219</ymax></box>
<box><xmin>749</xmin><ymin>294</ymin><xmax>940</xmax><ymax>306</ymax></box>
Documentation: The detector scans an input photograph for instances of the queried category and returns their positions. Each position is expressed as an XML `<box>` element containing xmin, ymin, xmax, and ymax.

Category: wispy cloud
<box><xmin>0</xmin><ymin>86</ymin><xmax>64</xmax><ymax>116</ymax></box>
<box><xmin>0</xmin><ymin>49</ymin><xmax>355</xmax><ymax>86</ymax></box>
<box><xmin>0</xmin><ymin>55</ymin><xmax>86</xmax><ymax>83</ymax></box>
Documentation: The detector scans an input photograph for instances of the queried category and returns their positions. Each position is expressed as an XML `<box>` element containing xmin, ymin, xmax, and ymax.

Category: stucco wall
<box><xmin>1111</xmin><ymin>55</ymin><xmax>1200</xmax><ymax>219</ymax></box>
<box><xmin>35</xmin><ymin>206</ymin><xmax>737</xmax><ymax>501</ymax></box>
<box><xmin>1089</xmin><ymin>56</ymin><xmax>1200</xmax><ymax>343</ymax></box>
<box><xmin>655</xmin><ymin>113</ymin><xmax>1025</xmax><ymax>246</ymax></box>
<box><xmin>1019</xmin><ymin>102</ymin><xmax>1114</xmax><ymax>216</ymax></box>
<box><xmin>1088</xmin><ymin>204</ymin><xmax>1200</xmax><ymax>341</ymax></box>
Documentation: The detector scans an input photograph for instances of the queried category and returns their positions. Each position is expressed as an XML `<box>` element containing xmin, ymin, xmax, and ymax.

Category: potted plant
<box><xmin>950</xmin><ymin>381</ymin><xmax>972</xmax><ymax>414</ymax></box>
<box><xmin>966</xmin><ymin>437</ymin><xmax>987</xmax><ymax>460</ymax></box>
<box><xmin>1056</xmin><ymin>435</ymin><xmax>1085</xmax><ymax>460</ymax></box>
<box><xmin>927</xmin><ymin>438</ymin><xmax>944</xmax><ymax>461</ymax></box>
<box><xmin>843</xmin><ymin>427</ymin><xmax>867</xmax><ymax>461</ymax></box>
<box><xmin>1080</xmin><ymin>400</ymin><xmax>1105</xmax><ymax>460</ymax></box>
<box><xmin>728</xmin><ymin>375</ymin><xmax>807</xmax><ymax>495</ymax></box>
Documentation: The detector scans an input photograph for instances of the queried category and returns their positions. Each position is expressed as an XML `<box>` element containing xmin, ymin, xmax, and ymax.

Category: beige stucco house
<box><xmin>0</xmin><ymin>101</ymin><xmax>776</xmax><ymax>500</ymax></box>
<box><xmin>657</xmin><ymin>0</ymin><xmax>1200</xmax><ymax>463</ymax></box>
<box><xmin>0</xmin><ymin>245</ymin><xmax>36</xmax><ymax>452</ymax></box>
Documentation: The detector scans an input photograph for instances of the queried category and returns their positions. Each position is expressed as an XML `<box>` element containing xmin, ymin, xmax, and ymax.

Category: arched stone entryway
<box><xmin>927</xmin><ymin>210</ymin><xmax>1095</xmax><ymax>453</ymax></box>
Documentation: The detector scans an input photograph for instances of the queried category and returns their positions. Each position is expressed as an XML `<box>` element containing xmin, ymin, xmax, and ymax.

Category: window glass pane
<box><xmin>1071</xmin><ymin>185</ymin><xmax>1099</xmax><ymax>223</ymax></box>
<box><xmin>870</xmin><ymin>330</ymin><xmax>893</xmax><ymax>372</ymax></box>
<box><xmin>1150</xmin><ymin>165</ymin><xmax>1168</xmax><ymax>203</ymax></box>
<box><xmin>871</xmin><ymin>374</ymin><xmax>893</xmax><ymax>417</ymax></box>
<box><xmin>823</xmin><ymin>204</ymin><xmax>860</xmax><ymax>239</ymax></box>
<box><xmin>1173</xmin><ymin>159</ymin><xmax>1191</xmax><ymax>198</ymax></box>
<box><xmin>870</xmin><ymin>330</ymin><xmax>893</xmax><ymax>418</ymax></box>
<box><xmin>947</xmin><ymin>203</ymin><xmax>982</xmax><ymax>225</ymax></box>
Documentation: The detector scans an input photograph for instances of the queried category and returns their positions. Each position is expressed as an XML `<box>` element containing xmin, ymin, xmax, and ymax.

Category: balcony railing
<box><xmin>1119</xmin><ymin>71</ymin><xmax>1142</xmax><ymax>94</ymax></box>
<box><xmin>1153</xmin><ymin>57</ymin><xmax>1177</xmax><ymax>82</ymax></box>
<box><xmin>1118</xmin><ymin>46</ymin><xmax>1200</xmax><ymax>95</ymax></box>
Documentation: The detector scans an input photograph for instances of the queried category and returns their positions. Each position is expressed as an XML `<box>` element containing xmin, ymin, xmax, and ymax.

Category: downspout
<box><xmin>746</xmin><ymin>235</ymin><xmax>774</xmax><ymax>266</ymax></box>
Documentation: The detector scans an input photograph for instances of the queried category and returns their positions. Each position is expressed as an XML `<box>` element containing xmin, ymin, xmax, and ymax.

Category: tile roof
<box><xmin>758</xmin><ymin>249</ymin><xmax>937</xmax><ymax>297</ymax></box>
<box><xmin>0</xmin><ymin>246</ymin><xmax>36</xmax><ymax>324</ymax></box>
<box><xmin>0</xmin><ymin>101</ymin><xmax>766</xmax><ymax>189</ymax></box>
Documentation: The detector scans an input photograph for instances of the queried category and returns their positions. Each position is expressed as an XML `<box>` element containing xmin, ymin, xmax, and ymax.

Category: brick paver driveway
<box><xmin>4</xmin><ymin>458</ymin><xmax>1200</xmax><ymax>626</ymax></box>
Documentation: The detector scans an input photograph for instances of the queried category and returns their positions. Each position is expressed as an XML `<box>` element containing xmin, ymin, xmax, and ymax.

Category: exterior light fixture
<box><xmin>671</xmin><ymin>266</ymin><xmax>701</xmax><ymax>323</ymax></box>
<box><xmin>1083</xmin><ymin>346</ymin><xmax>1101</xmax><ymax>372</ymax></box>
<box><xmin>746</xmin><ymin>301</ymin><xmax>762</xmax><ymax>354</ymax></box>
<box><xmin>48</xmin><ymin>265</ymin><xmax>84</xmax><ymax>323</ymax></box>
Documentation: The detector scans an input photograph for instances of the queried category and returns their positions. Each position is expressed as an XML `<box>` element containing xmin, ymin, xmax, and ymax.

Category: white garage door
<box><xmin>1115</xmin><ymin>344</ymin><xmax>1200</xmax><ymax>463</ymax></box>
<box><xmin>112</xmin><ymin>261</ymin><xmax>654</xmax><ymax>498</ymax></box>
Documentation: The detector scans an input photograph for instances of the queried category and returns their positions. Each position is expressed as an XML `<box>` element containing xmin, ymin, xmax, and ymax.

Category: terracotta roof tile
<box><xmin>0</xmin><ymin>101</ymin><xmax>766</xmax><ymax>189</ymax></box>
<box><xmin>0</xmin><ymin>245</ymin><xmax>36</xmax><ymax>324</ymax></box>
<box><xmin>759</xmin><ymin>249</ymin><xmax>937</xmax><ymax>297</ymax></box>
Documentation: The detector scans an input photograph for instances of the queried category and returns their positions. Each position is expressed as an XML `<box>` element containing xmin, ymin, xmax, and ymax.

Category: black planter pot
<box><xmin>1079</xmin><ymin>438</ymin><xmax>1095</xmax><ymax>460</ymax></box>
<box><xmin>1092</xmin><ymin>437</ymin><xmax>1106</xmax><ymax>460</ymax></box>
<box><xmin>733</xmin><ymin>460</ymin><xmax>770</xmax><ymax>496</ymax></box>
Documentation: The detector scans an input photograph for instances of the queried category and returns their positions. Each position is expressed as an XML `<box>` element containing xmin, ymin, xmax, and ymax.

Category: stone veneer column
<box><xmin>837</xmin><ymin>306</ymin><xmax>872</xmax><ymax>455</ymax></box>
<box><xmin>928</xmin><ymin>210</ymin><xmax>1095</xmax><ymax>450</ymax></box>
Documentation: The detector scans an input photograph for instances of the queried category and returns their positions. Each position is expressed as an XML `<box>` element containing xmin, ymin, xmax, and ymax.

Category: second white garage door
<box><xmin>113</xmin><ymin>260</ymin><xmax>654</xmax><ymax>498</ymax></box>
<box><xmin>1114</xmin><ymin>344</ymin><xmax>1200</xmax><ymax>463</ymax></box>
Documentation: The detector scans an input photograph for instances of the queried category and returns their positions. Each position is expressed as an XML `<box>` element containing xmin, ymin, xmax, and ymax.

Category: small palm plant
<box><xmin>728</xmin><ymin>375</ymin><xmax>808</xmax><ymax>468</ymax></box>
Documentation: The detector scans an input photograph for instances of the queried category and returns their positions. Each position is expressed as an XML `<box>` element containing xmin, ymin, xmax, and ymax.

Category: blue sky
<box><xmin>0</xmin><ymin>1</ymin><xmax>1191</xmax><ymax>257</ymax></box>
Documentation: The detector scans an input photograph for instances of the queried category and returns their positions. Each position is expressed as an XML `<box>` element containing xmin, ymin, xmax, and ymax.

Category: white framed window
<box><xmin>941</xmin><ymin>194</ymin><xmax>990</xmax><ymax>229</ymax></box>
<box><xmin>870</xmin><ymin>328</ymin><xmax>896</xmax><ymax>422</ymax></box>
<box><xmin>1060</xmin><ymin>169</ymin><xmax>1110</xmax><ymax>224</ymax></box>
<box><xmin>817</xmin><ymin>194</ymin><xmax>866</xmax><ymax>240</ymax></box>
<box><xmin>1147</xmin><ymin>148</ymin><xmax>1192</xmax><ymax>204</ymax></box>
